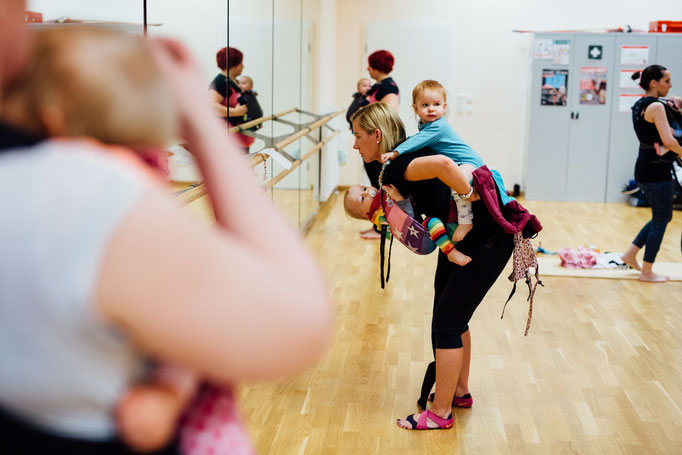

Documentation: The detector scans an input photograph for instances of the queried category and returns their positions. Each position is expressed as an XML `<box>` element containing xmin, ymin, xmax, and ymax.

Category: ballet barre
<box><xmin>266</xmin><ymin>129</ymin><xmax>340</xmax><ymax>188</ymax></box>
<box><xmin>177</xmin><ymin>108</ymin><xmax>342</xmax><ymax>206</ymax></box>
<box><xmin>228</xmin><ymin>107</ymin><xmax>297</xmax><ymax>134</ymax></box>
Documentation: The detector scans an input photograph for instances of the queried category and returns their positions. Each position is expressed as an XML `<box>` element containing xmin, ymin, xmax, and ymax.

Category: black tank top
<box><xmin>632</xmin><ymin>97</ymin><xmax>674</xmax><ymax>183</ymax></box>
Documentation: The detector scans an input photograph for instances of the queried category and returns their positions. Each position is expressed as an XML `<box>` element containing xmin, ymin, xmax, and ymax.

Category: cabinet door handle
<box><xmin>571</xmin><ymin>111</ymin><xmax>575</xmax><ymax>119</ymax></box>
<box><xmin>575</xmin><ymin>111</ymin><xmax>580</xmax><ymax>120</ymax></box>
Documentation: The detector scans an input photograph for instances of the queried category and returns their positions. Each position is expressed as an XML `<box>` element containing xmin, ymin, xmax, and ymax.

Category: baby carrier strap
<box><xmin>472</xmin><ymin>165</ymin><xmax>543</xmax><ymax>335</ymax></box>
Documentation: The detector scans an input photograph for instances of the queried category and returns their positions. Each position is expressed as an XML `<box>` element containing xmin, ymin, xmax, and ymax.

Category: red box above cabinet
<box><xmin>649</xmin><ymin>21</ymin><xmax>682</xmax><ymax>33</ymax></box>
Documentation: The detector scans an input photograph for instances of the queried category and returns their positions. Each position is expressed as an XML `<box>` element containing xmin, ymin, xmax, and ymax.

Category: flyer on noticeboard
<box><xmin>552</xmin><ymin>40</ymin><xmax>571</xmax><ymax>65</ymax></box>
<box><xmin>579</xmin><ymin>67</ymin><xmax>607</xmax><ymax>105</ymax></box>
<box><xmin>541</xmin><ymin>69</ymin><xmax>568</xmax><ymax>106</ymax></box>
<box><xmin>620</xmin><ymin>46</ymin><xmax>649</xmax><ymax>66</ymax></box>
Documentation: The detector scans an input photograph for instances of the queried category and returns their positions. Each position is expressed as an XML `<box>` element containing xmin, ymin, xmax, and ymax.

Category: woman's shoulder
<box><xmin>634</xmin><ymin>96</ymin><xmax>659</xmax><ymax>109</ymax></box>
<box><xmin>379</xmin><ymin>77</ymin><xmax>399</xmax><ymax>94</ymax></box>
<box><xmin>210</xmin><ymin>73</ymin><xmax>227</xmax><ymax>89</ymax></box>
<box><xmin>0</xmin><ymin>139</ymin><xmax>153</xmax><ymax>304</ymax></box>
<box><xmin>0</xmin><ymin>139</ymin><xmax>152</xmax><ymax>197</ymax></box>
<box><xmin>211</xmin><ymin>73</ymin><xmax>227</xmax><ymax>83</ymax></box>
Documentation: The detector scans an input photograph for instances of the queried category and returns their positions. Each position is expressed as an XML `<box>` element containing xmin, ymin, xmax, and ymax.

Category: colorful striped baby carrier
<box><xmin>366</xmin><ymin>162</ymin><xmax>458</xmax><ymax>288</ymax></box>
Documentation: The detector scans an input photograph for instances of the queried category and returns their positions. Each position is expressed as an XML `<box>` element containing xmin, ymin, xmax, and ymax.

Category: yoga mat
<box><xmin>536</xmin><ymin>256</ymin><xmax>682</xmax><ymax>281</ymax></box>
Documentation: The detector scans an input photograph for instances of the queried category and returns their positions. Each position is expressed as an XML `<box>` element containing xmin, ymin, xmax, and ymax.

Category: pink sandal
<box><xmin>428</xmin><ymin>392</ymin><xmax>473</xmax><ymax>408</ymax></box>
<box><xmin>397</xmin><ymin>410</ymin><xmax>454</xmax><ymax>430</ymax></box>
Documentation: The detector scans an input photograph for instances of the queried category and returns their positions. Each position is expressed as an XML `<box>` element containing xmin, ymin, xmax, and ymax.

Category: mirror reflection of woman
<box><xmin>366</xmin><ymin>50</ymin><xmax>399</xmax><ymax>112</ymax></box>
<box><xmin>209</xmin><ymin>47</ymin><xmax>254</xmax><ymax>152</ymax></box>
<box><xmin>359</xmin><ymin>50</ymin><xmax>400</xmax><ymax>238</ymax></box>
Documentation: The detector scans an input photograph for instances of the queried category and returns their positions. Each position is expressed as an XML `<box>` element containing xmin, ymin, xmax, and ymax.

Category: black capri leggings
<box><xmin>430</xmin><ymin>201</ymin><xmax>514</xmax><ymax>350</ymax></box>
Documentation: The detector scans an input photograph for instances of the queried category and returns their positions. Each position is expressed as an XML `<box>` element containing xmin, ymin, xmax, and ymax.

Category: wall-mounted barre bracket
<box><xmin>249</xmin><ymin>108</ymin><xmax>344</xmax><ymax>163</ymax></box>
<box><xmin>265</xmin><ymin>129</ymin><xmax>340</xmax><ymax>189</ymax></box>
<box><xmin>234</xmin><ymin>108</ymin><xmax>341</xmax><ymax>148</ymax></box>
<box><xmin>259</xmin><ymin>146</ymin><xmax>297</xmax><ymax>170</ymax></box>
<box><xmin>228</xmin><ymin>107</ymin><xmax>296</xmax><ymax>134</ymax></box>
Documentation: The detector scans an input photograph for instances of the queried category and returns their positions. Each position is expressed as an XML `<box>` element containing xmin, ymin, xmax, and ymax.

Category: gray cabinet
<box><xmin>525</xmin><ymin>32</ymin><xmax>681</xmax><ymax>202</ymax></box>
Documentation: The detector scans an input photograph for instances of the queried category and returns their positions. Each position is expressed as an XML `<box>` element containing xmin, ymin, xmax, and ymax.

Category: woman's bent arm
<box><xmin>96</xmin><ymin>38</ymin><xmax>332</xmax><ymax>384</ymax></box>
<box><xmin>404</xmin><ymin>155</ymin><xmax>472</xmax><ymax>194</ymax></box>
<box><xmin>647</xmin><ymin>102</ymin><xmax>682</xmax><ymax>154</ymax></box>
<box><xmin>380</xmin><ymin>93</ymin><xmax>399</xmax><ymax>112</ymax></box>
<box><xmin>208</xmin><ymin>89</ymin><xmax>228</xmax><ymax>117</ymax></box>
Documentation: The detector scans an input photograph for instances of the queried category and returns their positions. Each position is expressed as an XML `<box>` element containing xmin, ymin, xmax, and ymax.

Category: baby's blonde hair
<box><xmin>412</xmin><ymin>79</ymin><xmax>447</xmax><ymax>105</ymax></box>
<box><xmin>343</xmin><ymin>185</ymin><xmax>367</xmax><ymax>220</ymax></box>
<box><xmin>8</xmin><ymin>27</ymin><xmax>176</xmax><ymax>146</ymax></box>
<box><xmin>350</xmin><ymin>102</ymin><xmax>406</xmax><ymax>156</ymax></box>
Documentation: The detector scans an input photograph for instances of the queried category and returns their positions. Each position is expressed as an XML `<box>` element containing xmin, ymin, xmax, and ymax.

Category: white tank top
<box><xmin>0</xmin><ymin>139</ymin><xmax>148</xmax><ymax>439</ymax></box>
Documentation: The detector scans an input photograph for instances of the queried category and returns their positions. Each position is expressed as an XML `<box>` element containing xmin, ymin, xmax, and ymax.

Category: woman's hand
<box><xmin>381</xmin><ymin>151</ymin><xmax>398</xmax><ymax>163</ymax></box>
<box><xmin>382</xmin><ymin>184</ymin><xmax>404</xmax><ymax>201</ymax></box>
<box><xmin>232</xmin><ymin>103</ymin><xmax>248</xmax><ymax>117</ymax></box>
<box><xmin>668</xmin><ymin>96</ymin><xmax>682</xmax><ymax>110</ymax></box>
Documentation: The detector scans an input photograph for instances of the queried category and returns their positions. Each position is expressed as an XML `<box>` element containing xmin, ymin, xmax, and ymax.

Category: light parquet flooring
<box><xmin>181</xmin><ymin>186</ymin><xmax>318</xmax><ymax>231</ymax></box>
<box><xmin>235</xmin><ymin>195</ymin><xmax>682</xmax><ymax>454</ymax></box>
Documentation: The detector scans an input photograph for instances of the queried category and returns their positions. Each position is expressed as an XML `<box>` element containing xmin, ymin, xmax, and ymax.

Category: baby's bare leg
<box><xmin>452</xmin><ymin>163</ymin><xmax>476</xmax><ymax>242</ymax></box>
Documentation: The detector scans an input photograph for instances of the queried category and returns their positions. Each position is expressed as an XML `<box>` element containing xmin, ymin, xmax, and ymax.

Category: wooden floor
<box><xmin>182</xmin><ymin>186</ymin><xmax>318</xmax><ymax>231</ymax></box>
<box><xmin>228</xmin><ymin>194</ymin><xmax>681</xmax><ymax>454</ymax></box>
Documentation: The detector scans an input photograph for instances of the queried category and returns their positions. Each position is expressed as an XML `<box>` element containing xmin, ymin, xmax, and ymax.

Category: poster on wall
<box><xmin>619</xmin><ymin>94</ymin><xmax>641</xmax><ymax>112</ymax></box>
<box><xmin>619</xmin><ymin>69</ymin><xmax>643</xmax><ymax>89</ymax></box>
<box><xmin>620</xmin><ymin>46</ymin><xmax>649</xmax><ymax>66</ymax></box>
<box><xmin>541</xmin><ymin>69</ymin><xmax>568</xmax><ymax>106</ymax></box>
<box><xmin>552</xmin><ymin>39</ymin><xmax>571</xmax><ymax>65</ymax></box>
<box><xmin>579</xmin><ymin>67</ymin><xmax>607</xmax><ymax>105</ymax></box>
<box><xmin>534</xmin><ymin>39</ymin><xmax>553</xmax><ymax>59</ymax></box>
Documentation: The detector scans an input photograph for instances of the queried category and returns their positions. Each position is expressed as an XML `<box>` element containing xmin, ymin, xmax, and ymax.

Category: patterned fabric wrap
<box><xmin>423</xmin><ymin>217</ymin><xmax>455</xmax><ymax>255</ymax></box>
<box><xmin>506</xmin><ymin>232</ymin><xmax>541</xmax><ymax>336</ymax></box>
<box><xmin>369</xmin><ymin>205</ymin><xmax>386</xmax><ymax>230</ymax></box>
<box><xmin>383</xmin><ymin>194</ymin><xmax>438</xmax><ymax>254</ymax></box>
<box><xmin>471</xmin><ymin>165</ymin><xmax>543</xmax><ymax>336</ymax></box>
<box><xmin>179</xmin><ymin>385</ymin><xmax>255</xmax><ymax>455</ymax></box>
<box><xmin>367</xmin><ymin>190</ymin><xmax>438</xmax><ymax>255</ymax></box>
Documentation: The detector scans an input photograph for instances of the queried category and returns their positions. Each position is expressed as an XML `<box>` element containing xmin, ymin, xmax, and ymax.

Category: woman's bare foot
<box><xmin>447</xmin><ymin>248</ymin><xmax>471</xmax><ymax>266</ymax></box>
<box><xmin>621</xmin><ymin>252</ymin><xmax>641</xmax><ymax>271</ymax></box>
<box><xmin>638</xmin><ymin>271</ymin><xmax>669</xmax><ymax>282</ymax></box>
<box><xmin>452</xmin><ymin>223</ymin><xmax>473</xmax><ymax>242</ymax></box>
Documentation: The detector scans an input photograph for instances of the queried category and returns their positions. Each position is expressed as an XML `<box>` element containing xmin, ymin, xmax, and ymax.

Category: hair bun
<box><xmin>631</xmin><ymin>71</ymin><xmax>641</xmax><ymax>81</ymax></box>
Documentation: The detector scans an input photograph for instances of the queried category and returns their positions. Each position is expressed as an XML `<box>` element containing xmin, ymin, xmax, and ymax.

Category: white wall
<box><xmin>146</xmin><ymin>0</ymin><xmax>227</xmax><ymax>86</ymax></box>
<box><xmin>317</xmin><ymin>0</ymin><xmax>339</xmax><ymax>201</ymax></box>
<box><xmin>333</xmin><ymin>0</ymin><xmax>682</xmax><ymax>189</ymax></box>
<box><xmin>27</xmin><ymin>0</ymin><xmax>142</xmax><ymax>23</ymax></box>
<box><xmin>27</xmin><ymin>0</ymin><xmax>227</xmax><ymax>91</ymax></box>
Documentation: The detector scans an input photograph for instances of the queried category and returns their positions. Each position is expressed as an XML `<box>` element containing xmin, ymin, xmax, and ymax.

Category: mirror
<box><xmin>25</xmin><ymin>0</ymin><xmax>327</xmax><ymax>231</ymax></box>
<box><xmin>228</xmin><ymin>0</ymin><xmax>323</xmax><ymax>230</ymax></box>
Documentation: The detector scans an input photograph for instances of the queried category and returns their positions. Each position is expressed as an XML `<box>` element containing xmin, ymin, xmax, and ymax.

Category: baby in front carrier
<box><xmin>237</xmin><ymin>75</ymin><xmax>264</xmax><ymax>130</ymax></box>
<box><xmin>346</xmin><ymin>77</ymin><xmax>372</xmax><ymax>128</ymax></box>
<box><xmin>654</xmin><ymin>98</ymin><xmax>682</xmax><ymax>156</ymax></box>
